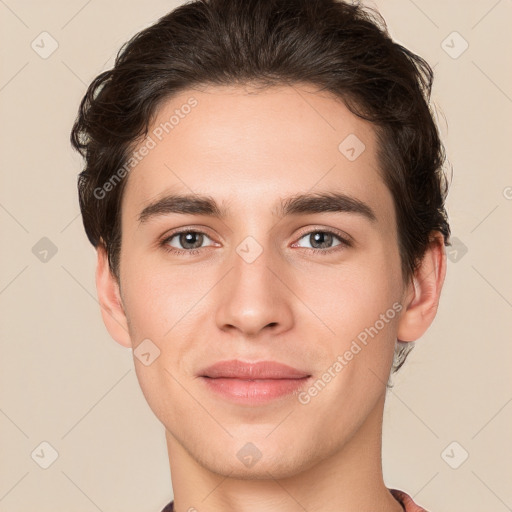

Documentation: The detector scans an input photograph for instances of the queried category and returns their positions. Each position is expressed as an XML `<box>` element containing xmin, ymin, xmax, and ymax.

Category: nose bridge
<box><xmin>233</xmin><ymin>237</ymin><xmax>275</xmax><ymax>299</ymax></box>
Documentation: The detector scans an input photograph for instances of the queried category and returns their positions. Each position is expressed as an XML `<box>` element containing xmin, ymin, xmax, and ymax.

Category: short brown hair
<box><xmin>71</xmin><ymin>0</ymin><xmax>451</xmax><ymax>374</ymax></box>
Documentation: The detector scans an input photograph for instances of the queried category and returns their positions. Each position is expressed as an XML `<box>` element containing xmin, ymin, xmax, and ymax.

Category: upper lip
<box><xmin>199</xmin><ymin>360</ymin><xmax>311</xmax><ymax>379</ymax></box>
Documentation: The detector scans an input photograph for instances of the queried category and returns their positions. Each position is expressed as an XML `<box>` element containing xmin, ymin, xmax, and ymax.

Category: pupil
<box><xmin>312</xmin><ymin>232</ymin><xmax>331</xmax><ymax>249</ymax></box>
<box><xmin>181</xmin><ymin>232</ymin><xmax>202</xmax><ymax>249</ymax></box>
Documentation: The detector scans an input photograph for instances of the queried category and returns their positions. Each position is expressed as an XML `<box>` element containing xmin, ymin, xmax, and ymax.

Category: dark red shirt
<box><xmin>160</xmin><ymin>488</ymin><xmax>428</xmax><ymax>511</ymax></box>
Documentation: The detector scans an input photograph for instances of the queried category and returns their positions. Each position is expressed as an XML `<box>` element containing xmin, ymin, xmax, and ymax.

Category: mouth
<box><xmin>199</xmin><ymin>359</ymin><xmax>311</xmax><ymax>379</ymax></box>
<box><xmin>198</xmin><ymin>360</ymin><xmax>312</xmax><ymax>404</ymax></box>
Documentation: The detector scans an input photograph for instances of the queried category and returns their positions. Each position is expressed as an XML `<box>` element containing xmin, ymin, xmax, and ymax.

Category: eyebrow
<box><xmin>137</xmin><ymin>191</ymin><xmax>377</xmax><ymax>224</ymax></box>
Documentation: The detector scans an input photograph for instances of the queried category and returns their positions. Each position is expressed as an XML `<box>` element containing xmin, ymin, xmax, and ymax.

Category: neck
<box><xmin>165</xmin><ymin>392</ymin><xmax>403</xmax><ymax>512</ymax></box>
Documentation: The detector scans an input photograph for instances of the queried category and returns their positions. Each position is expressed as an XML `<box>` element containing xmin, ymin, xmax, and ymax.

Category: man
<box><xmin>71</xmin><ymin>0</ymin><xmax>450</xmax><ymax>510</ymax></box>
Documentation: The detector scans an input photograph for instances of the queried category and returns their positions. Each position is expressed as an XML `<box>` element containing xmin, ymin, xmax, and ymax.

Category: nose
<box><xmin>214</xmin><ymin>240</ymin><xmax>294</xmax><ymax>338</ymax></box>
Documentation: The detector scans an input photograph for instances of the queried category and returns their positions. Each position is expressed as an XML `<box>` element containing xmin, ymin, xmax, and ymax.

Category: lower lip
<box><xmin>200</xmin><ymin>377</ymin><xmax>311</xmax><ymax>404</ymax></box>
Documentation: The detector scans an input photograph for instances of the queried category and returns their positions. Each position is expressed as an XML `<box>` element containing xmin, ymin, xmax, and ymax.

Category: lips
<box><xmin>198</xmin><ymin>360</ymin><xmax>312</xmax><ymax>404</ymax></box>
<box><xmin>199</xmin><ymin>359</ymin><xmax>311</xmax><ymax>379</ymax></box>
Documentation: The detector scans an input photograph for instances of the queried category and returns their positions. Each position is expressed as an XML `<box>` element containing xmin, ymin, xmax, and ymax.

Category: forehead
<box><xmin>121</xmin><ymin>83</ymin><xmax>392</xmax><ymax>224</ymax></box>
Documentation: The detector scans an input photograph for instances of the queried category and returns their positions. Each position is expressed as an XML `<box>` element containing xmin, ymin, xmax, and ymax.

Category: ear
<box><xmin>95</xmin><ymin>244</ymin><xmax>132</xmax><ymax>348</ymax></box>
<box><xmin>397</xmin><ymin>232</ymin><xmax>447</xmax><ymax>342</ymax></box>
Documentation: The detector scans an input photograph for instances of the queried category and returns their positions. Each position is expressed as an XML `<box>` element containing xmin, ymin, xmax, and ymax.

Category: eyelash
<box><xmin>159</xmin><ymin>228</ymin><xmax>352</xmax><ymax>257</ymax></box>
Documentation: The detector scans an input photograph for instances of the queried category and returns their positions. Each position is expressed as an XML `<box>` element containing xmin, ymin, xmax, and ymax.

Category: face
<box><xmin>113</xmin><ymin>83</ymin><xmax>410</xmax><ymax>478</ymax></box>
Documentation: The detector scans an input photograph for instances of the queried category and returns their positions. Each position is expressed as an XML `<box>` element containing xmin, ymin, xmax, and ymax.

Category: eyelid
<box><xmin>160</xmin><ymin>226</ymin><xmax>218</xmax><ymax>249</ymax></box>
<box><xmin>292</xmin><ymin>225</ymin><xmax>354</xmax><ymax>246</ymax></box>
<box><xmin>160</xmin><ymin>225</ymin><xmax>217</xmax><ymax>240</ymax></box>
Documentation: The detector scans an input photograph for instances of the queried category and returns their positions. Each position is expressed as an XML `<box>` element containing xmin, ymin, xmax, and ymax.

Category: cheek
<box><xmin>311</xmin><ymin>254</ymin><xmax>403</xmax><ymax>392</ymax></box>
<box><xmin>313</xmin><ymin>253</ymin><xmax>401</xmax><ymax>338</ymax></box>
<box><xmin>120</xmin><ymin>257</ymin><xmax>177</xmax><ymax>340</ymax></box>
<box><xmin>304</xmin><ymin>268</ymin><xmax>401</xmax><ymax>416</ymax></box>
<box><xmin>120</xmin><ymin>254</ymin><xmax>218</xmax><ymax>344</ymax></box>
<box><xmin>120</xmin><ymin>261</ymin><xmax>201</xmax><ymax>419</ymax></box>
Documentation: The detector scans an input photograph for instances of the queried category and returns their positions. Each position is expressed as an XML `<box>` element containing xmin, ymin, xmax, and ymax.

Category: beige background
<box><xmin>1</xmin><ymin>0</ymin><xmax>511</xmax><ymax>511</ymax></box>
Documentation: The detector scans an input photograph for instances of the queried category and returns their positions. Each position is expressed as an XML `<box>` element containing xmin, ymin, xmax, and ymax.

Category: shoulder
<box><xmin>160</xmin><ymin>500</ymin><xmax>174</xmax><ymax>512</ymax></box>
<box><xmin>389</xmin><ymin>488</ymin><xmax>429</xmax><ymax>512</ymax></box>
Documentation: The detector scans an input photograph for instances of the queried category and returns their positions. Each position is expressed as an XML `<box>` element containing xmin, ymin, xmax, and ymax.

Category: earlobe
<box><xmin>397</xmin><ymin>232</ymin><xmax>447</xmax><ymax>343</ymax></box>
<box><xmin>95</xmin><ymin>244</ymin><xmax>132</xmax><ymax>348</ymax></box>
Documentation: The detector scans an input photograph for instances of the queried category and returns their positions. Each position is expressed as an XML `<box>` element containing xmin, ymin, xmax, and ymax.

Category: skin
<box><xmin>96</xmin><ymin>83</ymin><xmax>446</xmax><ymax>512</ymax></box>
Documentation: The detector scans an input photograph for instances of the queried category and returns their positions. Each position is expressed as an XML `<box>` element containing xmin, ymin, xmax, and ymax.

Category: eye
<box><xmin>160</xmin><ymin>230</ymin><xmax>216</xmax><ymax>255</ymax></box>
<box><xmin>292</xmin><ymin>229</ymin><xmax>351</xmax><ymax>254</ymax></box>
<box><xmin>159</xmin><ymin>227</ymin><xmax>352</xmax><ymax>257</ymax></box>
